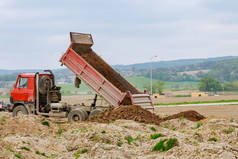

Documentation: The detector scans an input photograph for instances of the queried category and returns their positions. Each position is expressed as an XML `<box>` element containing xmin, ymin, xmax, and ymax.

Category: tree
<box><xmin>199</xmin><ymin>76</ymin><xmax>222</xmax><ymax>92</ymax></box>
<box><xmin>223</xmin><ymin>81</ymin><xmax>238</xmax><ymax>91</ymax></box>
<box><xmin>147</xmin><ymin>80</ymin><xmax>165</xmax><ymax>94</ymax></box>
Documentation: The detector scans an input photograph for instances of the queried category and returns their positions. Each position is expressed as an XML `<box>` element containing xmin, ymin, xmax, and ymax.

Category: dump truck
<box><xmin>60</xmin><ymin>32</ymin><xmax>153</xmax><ymax>109</ymax></box>
<box><xmin>9</xmin><ymin>32</ymin><xmax>153</xmax><ymax>121</ymax></box>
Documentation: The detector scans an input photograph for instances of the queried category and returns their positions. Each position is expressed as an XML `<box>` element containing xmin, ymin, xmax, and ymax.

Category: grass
<box><xmin>125</xmin><ymin>135</ymin><xmax>133</xmax><ymax>145</ymax></box>
<box><xmin>0</xmin><ymin>95</ymin><xmax>9</xmax><ymax>98</ymax></box>
<box><xmin>80</xmin><ymin>128</ymin><xmax>88</xmax><ymax>133</ymax></box>
<box><xmin>105</xmin><ymin>139</ymin><xmax>111</xmax><ymax>144</ymax></box>
<box><xmin>101</xmin><ymin>130</ymin><xmax>106</xmax><ymax>134</ymax></box>
<box><xmin>193</xmin><ymin>122</ymin><xmax>202</xmax><ymax>129</ymax></box>
<box><xmin>164</xmin><ymin>125</ymin><xmax>168</xmax><ymax>128</ymax></box>
<box><xmin>20</xmin><ymin>146</ymin><xmax>30</xmax><ymax>151</ymax></box>
<box><xmin>117</xmin><ymin>141</ymin><xmax>123</xmax><ymax>147</ymax></box>
<box><xmin>92</xmin><ymin>135</ymin><xmax>99</xmax><ymax>141</ymax></box>
<box><xmin>58</xmin><ymin>128</ymin><xmax>63</xmax><ymax>136</ymax></box>
<box><xmin>57</xmin><ymin>78</ymin><xmax>199</xmax><ymax>95</ymax></box>
<box><xmin>35</xmin><ymin>150</ymin><xmax>48</xmax><ymax>157</ymax></box>
<box><xmin>41</xmin><ymin>121</ymin><xmax>50</xmax><ymax>127</ymax></box>
<box><xmin>0</xmin><ymin>116</ymin><xmax>7</xmax><ymax>125</ymax></box>
<box><xmin>174</xmin><ymin>95</ymin><xmax>191</xmax><ymax>97</ymax></box>
<box><xmin>154</xmin><ymin>99</ymin><xmax>238</xmax><ymax>106</ymax></box>
<box><xmin>124</xmin><ymin>135</ymin><xmax>140</xmax><ymax>145</ymax></box>
<box><xmin>127</xmin><ymin>77</ymin><xmax>199</xmax><ymax>91</ymax></box>
<box><xmin>150</xmin><ymin>133</ymin><xmax>163</xmax><ymax>139</ymax></box>
<box><xmin>208</xmin><ymin>137</ymin><xmax>218</xmax><ymax>142</ymax></box>
<box><xmin>223</xmin><ymin>128</ymin><xmax>234</xmax><ymax>134</ymax></box>
<box><xmin>57</xmin><ymin>83</ymin><xmax>90</xmax><ymax>96</ymax></box>
<box><xmin>150</xmin><ymin>126</ymin><xmax>156</xmax><ymax>132</ymax></box>
<box><xmin>6</xmin><ymin>146</ymin><xmax>14</xmax><ymax>152</ymax></box>
<box><xmin>152</xmin><ymin>138</ymin><xmax>178</xmax><ymax>152</ymax></box>
<box><xmin>14</xmin><ymin>153</ymin><xmax>21</xmax><ymax>158</ymax></box>
<box><xmin>75</xmin><ymin>154</ymin><xmax>80</xmax><ymax>159</ymax></box>
<box><xmin>81</xmin><ymin>148</ymin><xmax>88</xmax><ymax>153</ymax></box>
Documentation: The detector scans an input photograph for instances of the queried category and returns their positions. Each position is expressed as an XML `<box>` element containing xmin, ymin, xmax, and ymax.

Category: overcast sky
<box><xmin>0</xmin><ymin>0</ymin><xmax>238</xmax><ymax>69</ymax></box>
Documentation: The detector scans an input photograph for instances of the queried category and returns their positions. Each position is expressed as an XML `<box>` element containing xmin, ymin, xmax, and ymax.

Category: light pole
<box><xmin>150</xmin><ymin>55</ymin><xmax>158</xmax><ymax>95</ymax></box>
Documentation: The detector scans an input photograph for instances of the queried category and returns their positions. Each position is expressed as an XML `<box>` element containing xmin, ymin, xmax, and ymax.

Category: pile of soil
<box><xmin>72</xmin><ymin>45</ymin><xmax>139</xmax><ymax>94</ymax></box>
<box><xmin>163</xmin><ymin>110</ymin><xmax>205</xmax><ymax>121</ymax></box>
<box><xmin>89</xmin><ymin>105</ymin><xmax>205</xmax><ymax>124</ymax></box>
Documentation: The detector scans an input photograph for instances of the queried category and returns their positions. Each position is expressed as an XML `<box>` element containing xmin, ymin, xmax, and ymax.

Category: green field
<box><xmin>127</xmin><ymin>76</ymin><xmax>199</xmax><ymax>91</ymax></box>
<box><xmin>57</xmin><ymin>76</ymin><xmax>199</xmax><ymax>95</ymax></box>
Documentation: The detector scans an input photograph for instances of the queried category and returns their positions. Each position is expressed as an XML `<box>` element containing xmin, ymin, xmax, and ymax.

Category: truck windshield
<box><xmin>17</xmin><ymin>78</ymin><xmax>28</xmax><ymax>88</ymax></box>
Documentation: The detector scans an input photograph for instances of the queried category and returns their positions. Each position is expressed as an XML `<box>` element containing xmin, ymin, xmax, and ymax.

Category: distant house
<box><xmin>191</xmin><ymin>92</ymin><xmax>208</xmax><ymax>97</ymax></box>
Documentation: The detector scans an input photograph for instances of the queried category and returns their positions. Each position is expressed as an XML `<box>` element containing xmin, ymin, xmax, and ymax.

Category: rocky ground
<box><xmin>0</xmin><ymin>109</ymin><xmax>238</xmax><ymax>159</ymax></box>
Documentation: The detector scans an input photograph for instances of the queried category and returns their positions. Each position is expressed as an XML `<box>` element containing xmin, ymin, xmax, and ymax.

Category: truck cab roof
<box><xmin>19</xmin><ymin>73</ymin><xmax>50</xmax><ymax>78</ymax></box>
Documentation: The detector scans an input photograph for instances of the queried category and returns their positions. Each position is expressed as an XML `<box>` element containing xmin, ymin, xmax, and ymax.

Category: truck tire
<box><xmin>89</xmin><ymin>109</ymin><xmax>103</xmax><ymax>117</ymax></box>
<box><xmin>81</xmin><ymin>109</ymin><xmax>88</xmax><ymax>120</ymax></box>
<box><xmin>12</xmin><ymin>105</ymin><xmax>28</xmax><ymax>117</ymax></box>
<box><xmin>68</xmin><ymin>109</ymin><xmax>85</xmax><ymax>122</ymax></box>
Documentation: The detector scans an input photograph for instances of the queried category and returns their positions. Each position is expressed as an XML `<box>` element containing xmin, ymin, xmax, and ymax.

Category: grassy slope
<box><xmin>58</xmin><ymin>76</ymin><xmax>199</xmax><ymax>95</ymax></box>
<box><xmin>127</xmin><ymin>76</ymin><xmax>198</xmax><ymax>91</ymax></box>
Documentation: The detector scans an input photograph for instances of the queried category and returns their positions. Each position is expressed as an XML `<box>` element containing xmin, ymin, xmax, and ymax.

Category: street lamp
<box><xmin>150</xmin><ymin>55</ymin><xmax>158</xmax><ymax>95</ymax></box>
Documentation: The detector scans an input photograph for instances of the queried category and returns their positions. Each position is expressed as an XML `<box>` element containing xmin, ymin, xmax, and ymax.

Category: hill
<box><xmin>0</xmin><ymin>56</ymin><xmax>238</xmax><ymax>85</ymax></box>
<box><xmin>114</xmin><ymin>56</ymin><xmax>237</xmax><ymax>70</ymax></box>
<box><xmin>138</xmin><ymin>58</ymin><xmax>238</xmax><ymax>82</ymax></box>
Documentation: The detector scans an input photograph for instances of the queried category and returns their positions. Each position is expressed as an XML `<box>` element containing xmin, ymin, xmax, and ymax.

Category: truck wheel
<box><xmin>89</xmin><ymin>109</ymin><xmax>103</xmax><ymax>117</ymax></box>
<box><xmin>68</xmin><ymin>109</ymin><xmax>85</xmax><ymax>122</ymax></box>
<box><xmin>12</xmin><ymin>105</ymin><xmax>28</xmax><ymax>117</ymax></box>
<box><xmin>81</xmin><ymin>109</ymin><xmax>88</xmax><ymax>120</ymax></box>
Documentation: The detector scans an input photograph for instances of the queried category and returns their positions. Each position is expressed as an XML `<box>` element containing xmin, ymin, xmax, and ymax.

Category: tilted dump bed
<box><xmin>60</xmin><ymin>32</ymin><xmax>153</xmax><ymax>109</ymax></box>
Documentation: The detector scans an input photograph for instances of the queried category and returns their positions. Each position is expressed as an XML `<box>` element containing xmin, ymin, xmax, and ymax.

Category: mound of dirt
<box><xmin>163</xmin><ymin>110</ymin><xmax>205</xmax><ymax>121</ymax></box>
<box><xmin>72</xmin><ymin>46</ymin><xmax>139</xmax><ymax>94</ymax></box>
<box><xmin>89</xmin><ymin>105</ymin><xmax>205</xmax><ymax>124</ymax></box>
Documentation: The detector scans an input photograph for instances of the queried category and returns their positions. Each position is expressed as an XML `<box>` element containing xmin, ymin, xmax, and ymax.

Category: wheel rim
<box><xmin>73</xmin><ymin>115</ymin><xmax>80</xmax><ymax>121</ymax></box>
<box><xmin>16</xmin><ymin>110</ymin><xmax>24</xmax><ymax>116</ymax></box>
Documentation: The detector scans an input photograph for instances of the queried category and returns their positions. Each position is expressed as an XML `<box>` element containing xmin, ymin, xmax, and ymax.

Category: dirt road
<box><xmin>155</xmin><ymin>104</ymin><xmax>238</xmax><ymax>119</ymax></box>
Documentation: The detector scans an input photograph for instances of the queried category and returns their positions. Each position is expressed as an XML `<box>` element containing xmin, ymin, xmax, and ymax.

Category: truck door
<box><xmin>14</xmin><ymin>77</ymin><xmax>29</xmax><ymax>102</ymax></box>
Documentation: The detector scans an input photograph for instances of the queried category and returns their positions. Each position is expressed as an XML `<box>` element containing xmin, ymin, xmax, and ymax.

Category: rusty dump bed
<box><xmin>61</xmin><ymin>32</ymin><xmax>153</xmax><ymax>109</ymax></box>
<box><xmin>74</xmin><ymin>49</ymin><xmax>139</xmax><ymax>94</ymax></box>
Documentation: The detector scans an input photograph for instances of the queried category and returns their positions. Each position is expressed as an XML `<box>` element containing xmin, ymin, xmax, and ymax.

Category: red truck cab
<box><xmin>10</xmin><ymin>73</ymin><xmax>53</xmax><ymax>108</ymax></box>
<box><xmin>10</xmin><ymin>73</ymin><xmax>36</xmax><ymax>103</ymax></box>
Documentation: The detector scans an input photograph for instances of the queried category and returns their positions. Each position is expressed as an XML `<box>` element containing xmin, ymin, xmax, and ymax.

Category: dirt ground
<box><xmin>155</xmin><ymin>104</ymin><xmax>238</xmax><ymax>120</ymax></box>
<box><xmin>0</xmin><ymin>110</ymin><xmax>238</xmax><ymax>159</ymax></box>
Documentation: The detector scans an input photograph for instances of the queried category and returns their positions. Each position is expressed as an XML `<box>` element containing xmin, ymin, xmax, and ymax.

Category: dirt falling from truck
<box><xmin>72</xmin><ymin>45</ymin><xmax>140</xmax><ymax>94</ymax></box>
<box><xmin>89</xmin><ymin>105</ymin><xmax>205</xmax><ymax>125</ymax></box>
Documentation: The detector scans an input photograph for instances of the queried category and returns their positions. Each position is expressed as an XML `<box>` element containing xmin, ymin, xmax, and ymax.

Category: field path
<box><xmin>155</xmin><ymin>104</ymin><xmax>238</xmax><ymax>119</ymax></box>
<box><xmin>155</xmin><ymin>102</ymin><xmax>238</xmax><ymax>107</ymax></box>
